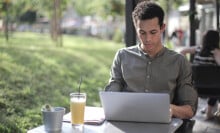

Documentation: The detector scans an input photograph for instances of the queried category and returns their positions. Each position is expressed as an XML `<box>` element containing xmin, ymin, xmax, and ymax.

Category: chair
<box><xmin>191</xmin><ymin>65</ymin><xmax>220</xmax><ymax>98</ymax></box>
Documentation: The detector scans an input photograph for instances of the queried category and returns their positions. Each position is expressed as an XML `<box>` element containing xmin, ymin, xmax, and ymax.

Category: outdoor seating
<box><xmin>191</xmin><ymin>65</ymin><xmax>220</xmax><ymax>98</ymax></box>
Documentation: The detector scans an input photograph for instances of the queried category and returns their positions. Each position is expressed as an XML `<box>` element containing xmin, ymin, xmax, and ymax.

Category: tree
<box><xmin>19</xmin><ymin>10</ymin><xmax>37</xmax><ymax>23</ymax></box>
<box><xmin>72</xmin><ymin>0</ymin><xmax>125</xmax><ymax>19</ymax></box>
<box><xmin>1</xmin><ymin>0</ymin><xmax>12</xmax><ymax>41</ymax></box>
<box><xmin>51</xmin><ymin>0</ymin><xmax>63</xmax><ymax>46</ymax></box>
<box><xmin>3</xmin><ymin>0</ymin><xmax>69</xmax><ymax>46</ymax></box>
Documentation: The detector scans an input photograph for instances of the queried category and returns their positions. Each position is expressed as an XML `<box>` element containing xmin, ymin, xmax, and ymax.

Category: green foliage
<box><xmin>72</xmin><ymin>0</ymin><xmax>125</xmax><ymax>18</ymax></box>
<box><xmin>165</xmin><ymin>40</ymin><xmax>174</xmax><ymax>50</ymax></box>
<box><xmin>0</xmin><ymin>32</ymin><xmax>123</xmax><ymax>132</ymax></box>
<box><xmin>0</xmin><ymin>115</ymin><xmax>22</xmax><ymax>133</ymax></box>
<box><xmin>2</xmin><ymin>0</ymin><xmax>68</xmax><ymax>22</ymax></box>
<box><xmin>112</xmin><ymin>28</ymin><xmax>123</xmax><ymax>43</ymax></box>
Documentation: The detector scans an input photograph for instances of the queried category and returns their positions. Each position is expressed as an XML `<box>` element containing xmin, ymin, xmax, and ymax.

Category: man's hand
<box><xmin>169</xmin><ymin>106</ymin><xmax>173</xmax><ymax>121</ymax></box>
<box><xmin>170</xmin><ymin>104</ymin><xmax>194</xmax><ymax>119</ymax></box>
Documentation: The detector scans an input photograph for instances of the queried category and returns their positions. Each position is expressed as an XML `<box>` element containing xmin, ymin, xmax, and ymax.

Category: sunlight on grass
<box><xmin>0</xmin><ymin>32</ymin><xmax>124</xmax><ymax>132</ymax></box>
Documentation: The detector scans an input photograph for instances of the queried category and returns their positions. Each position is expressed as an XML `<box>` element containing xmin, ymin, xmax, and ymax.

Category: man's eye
<box><xmin>151</xmin><ymin>31</ymin><xmax>157</xmax><ymax>34</ymax></box>
<box><xmin>140</xmin><ymin>32</ymin><xmax>145</xmax><ymax>35</ymax></box>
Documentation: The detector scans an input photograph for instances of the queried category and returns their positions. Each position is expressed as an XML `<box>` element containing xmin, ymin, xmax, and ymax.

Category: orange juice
<box><xmin>70</xmin><ymin>93</ymin><xmax>86</xmax><ymax>125</ymax></box>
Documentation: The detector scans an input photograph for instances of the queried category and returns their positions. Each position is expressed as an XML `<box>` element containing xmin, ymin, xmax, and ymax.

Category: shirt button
<box><xmin>147</xmin><ymin>75</ymin><xmax>150</xmax><ymax>78</ymax></box>
<box><xmin>148</xmin><ymin>62</ymin><xmax>151</xmax><ymax>64</ymax></box>
<box><xmin>145</xmin><ymin>89</ymin><xmax>149</xmax><ymax>92</ymax></box>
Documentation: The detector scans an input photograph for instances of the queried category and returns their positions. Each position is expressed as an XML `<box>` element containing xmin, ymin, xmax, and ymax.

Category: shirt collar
<box><xmin>138</xmin><ymin>44</ymin><xmax>166</xmax><ymax>58</ymax></box>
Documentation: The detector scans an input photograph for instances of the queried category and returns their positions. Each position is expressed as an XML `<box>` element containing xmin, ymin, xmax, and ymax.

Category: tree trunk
<box><xmin>4</xmin><ymin>2</ymin><xmax>9</xmax><ymax>42</ymax></box>
<box><xmin>51</xmin><ymin>0</ymin><xmax>62</xmax><ymax>47</ymax></box>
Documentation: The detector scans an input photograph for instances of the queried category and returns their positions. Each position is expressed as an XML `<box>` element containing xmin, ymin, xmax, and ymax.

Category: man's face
<box><xmin>136</xmin><ymin>17</ymin><xmax>165</xmax><ymax>57</ymax></box>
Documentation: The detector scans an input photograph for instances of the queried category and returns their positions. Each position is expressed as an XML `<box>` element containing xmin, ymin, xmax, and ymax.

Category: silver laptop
<box><xmin>99</xmin><ymin>91</ymin><xmax>171</xmax><ymax>123</ymax></box>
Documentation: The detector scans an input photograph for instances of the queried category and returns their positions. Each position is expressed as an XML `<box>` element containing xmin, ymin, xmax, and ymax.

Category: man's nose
<box><xmin>144</xmin><ymin>34</ymin><xmax>151</xmax><ymax>42</ymax></box>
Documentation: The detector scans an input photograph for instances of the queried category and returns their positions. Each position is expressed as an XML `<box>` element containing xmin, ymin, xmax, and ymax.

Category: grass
<box><xmin>0</xmin><ymin>32</ymin><xmax>123</xmax><ymax>132</ymax></box>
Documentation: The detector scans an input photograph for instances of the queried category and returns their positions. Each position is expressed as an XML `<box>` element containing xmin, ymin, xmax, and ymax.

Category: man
<box><xmin>105</xmin><ymin>1</ymin><xmax>197</xmax><ymax>119</ymax></box>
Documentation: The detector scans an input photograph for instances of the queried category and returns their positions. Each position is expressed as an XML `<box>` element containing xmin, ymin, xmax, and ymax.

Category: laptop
<box><xmin>99</xmin><ymin>91</ymin><xmax>171</xmax><ymax>123</ymax></box>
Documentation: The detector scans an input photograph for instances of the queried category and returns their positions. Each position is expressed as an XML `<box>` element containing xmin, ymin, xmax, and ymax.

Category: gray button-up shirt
<box><xmin>105</xmin><ymin>45</ymin><xmax>197</xmax><ymax>114</ymax></box>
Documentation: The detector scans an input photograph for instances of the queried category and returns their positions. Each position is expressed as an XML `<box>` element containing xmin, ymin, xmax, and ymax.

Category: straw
<box><xmin>78</xmin><ymin>76</ymin><xmax>82</xmax><ymax>95</ymax></box>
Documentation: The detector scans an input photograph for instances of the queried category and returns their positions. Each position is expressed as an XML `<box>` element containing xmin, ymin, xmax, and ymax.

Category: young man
<box><xmin>105</xmin><ymin>1</ymin><xmax>197</xmax><ymax>119</ymax></box>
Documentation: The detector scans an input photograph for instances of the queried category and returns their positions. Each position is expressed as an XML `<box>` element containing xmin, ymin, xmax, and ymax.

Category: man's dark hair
<box><xmin>132</xmin><ymin>1</ymin><xmax>164</xmax><ymax>28</ymax></box>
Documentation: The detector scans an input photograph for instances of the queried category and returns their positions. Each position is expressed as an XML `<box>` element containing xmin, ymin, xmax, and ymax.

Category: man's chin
<box><xmin>145</xmin><ymin>47</ymin><xmax>154</xmax><ymax>53</ymax></box>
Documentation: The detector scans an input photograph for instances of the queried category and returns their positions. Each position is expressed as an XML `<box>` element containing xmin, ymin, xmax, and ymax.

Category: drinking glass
<box><xmin>70</xmin><ymin>93</ymin><xmax>86</xmax><ymax>126</ymax></box>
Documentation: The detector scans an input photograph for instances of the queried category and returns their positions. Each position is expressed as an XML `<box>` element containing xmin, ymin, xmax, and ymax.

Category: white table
<box><xmin>28</xmin><ymin>107</ymin><xmax>183</xmax><ymax>133</ymax></box>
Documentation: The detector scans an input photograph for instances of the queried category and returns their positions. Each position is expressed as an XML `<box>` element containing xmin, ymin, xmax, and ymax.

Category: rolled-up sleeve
<box><xmin>175</xmin><ymin>56</ymin><xmax>198</xmax><ymax>115</ymax></box>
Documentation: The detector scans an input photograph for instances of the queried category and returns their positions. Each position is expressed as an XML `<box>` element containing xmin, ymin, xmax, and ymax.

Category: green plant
<box><xmin>0</xmin><ymin>115</ymin><xmax>22</xmax><ymax>133</ymax></box>
<box><xmin>42</xmin><ymin>104</ymin><xmax>53</xmax><ymax>111</ymax></box>
<box><xmin>0</xmin><ymin>32</ymin><xmax>123</xmax><ymax>132</ymax></box>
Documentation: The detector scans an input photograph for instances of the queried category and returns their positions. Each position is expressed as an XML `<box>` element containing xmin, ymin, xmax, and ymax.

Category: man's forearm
<box><xmin>170</xmin><ymin>104</ymin><xmax>194</xmax><ymax>119</ymax></box>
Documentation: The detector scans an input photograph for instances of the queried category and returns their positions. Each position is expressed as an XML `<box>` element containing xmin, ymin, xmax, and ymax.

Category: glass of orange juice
<box><xmin>70</xmin><ymin>93</ymin><xmax>86</xmax><ymax>126</ymax></box>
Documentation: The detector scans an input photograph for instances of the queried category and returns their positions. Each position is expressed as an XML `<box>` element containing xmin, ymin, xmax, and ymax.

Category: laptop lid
<box><xmin>99</xmin><ymin>91</ymin><xmax>171</xmax><ymax>123</ymax></box>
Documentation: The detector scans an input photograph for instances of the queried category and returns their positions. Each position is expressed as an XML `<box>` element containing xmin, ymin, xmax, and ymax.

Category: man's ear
<box><xmin>133</xmin><ymin>20</ymin><xmax>137</xmax><ymax>29</ymax></box>
<box><xmin>161</xmin><ymin>24</ymin><xmax>166</xmax><ymax>32</ymax></box>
